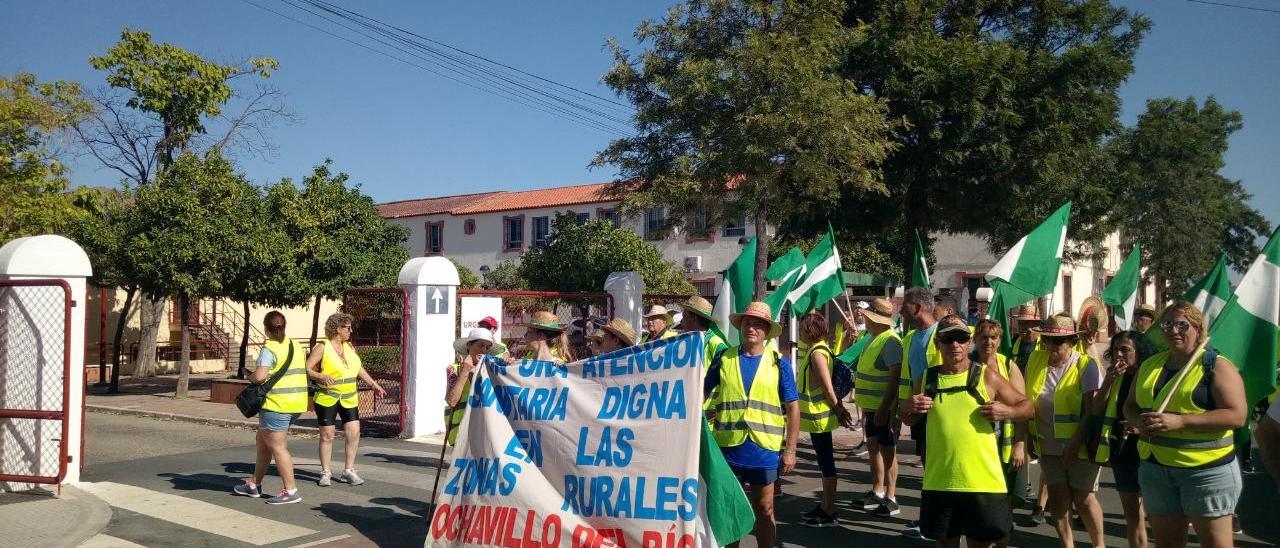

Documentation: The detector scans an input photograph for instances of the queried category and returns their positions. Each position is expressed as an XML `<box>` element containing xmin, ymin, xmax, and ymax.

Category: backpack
<box><xmin>922</xmin><ymin>363</ymin><xmax>986</xmax><ymax>405</ymax></box>
<box><xmin>831</xmin><ymin>354</ymin><xmax>855</xmax><ymax>400</ymax></box>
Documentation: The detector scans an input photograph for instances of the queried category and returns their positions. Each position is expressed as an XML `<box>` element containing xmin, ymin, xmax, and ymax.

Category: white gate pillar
<box><xmin>0</xmin><ymin>235</ymin><xmax>92</xmax><ymax>488</ymax></box>
<box><xmin>604</xmin><ymin>271</ymin><xmax>645</xmax><ymax>334</ymax></box>
<box><xmin>398</xmin><ymin>257</ymin><xmax>459</xmax><ymax>439</ymax></box>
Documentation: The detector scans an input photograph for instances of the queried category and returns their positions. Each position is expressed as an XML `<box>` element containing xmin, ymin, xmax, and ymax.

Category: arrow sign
<box><xmin>425</xmin><ymin>285</ymin><xmax>449</xmax><ymax>315</ymax></box>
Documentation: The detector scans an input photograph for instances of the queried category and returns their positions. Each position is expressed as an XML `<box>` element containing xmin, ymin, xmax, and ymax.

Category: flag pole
<box><xmin>1155</xmin><ymin>337</ymin><xmax>1212</xmax><ymax>414</ymax></box>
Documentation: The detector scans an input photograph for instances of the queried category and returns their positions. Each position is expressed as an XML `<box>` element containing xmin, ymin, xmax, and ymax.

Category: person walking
<box><xmin>233</xmin><ymin>311</ymin><xmax>308</xmax><ymax>505</ymax></box>
<box><xmin>902</xmin><ymin>315</ymin><xmax>1033</xmax><ymax>547</ymax></box>
<box><xmin>1090</xmin><ymin>330</ymin><xmax>1158</xmax><ymax>548</ymax></box>
<box><xmin>308</xmin><ymin>313</ymin><xmax>387</xmax><ymax>487</ymax></box>
<box><xmin>704</xmin><ymin>301</ymin><xmax>799</xmax><ymax>548</ymax></box>
<box><xmin>679</xmin><ymin>295</ymin><xmax>728</xmax><ymax>365</ymax></box>
<box><xmin>639</xmin><ymin>304</ymin><xmax>678</xmax><ymax>344</ymax></box>
<box><xmin>853</xmin><ymin>297</ymin><xmax>906</xmax><ymax>517</ymax></box>
<box><xmin>1025</xmin><ymin>314</ymin><xmax>1107</xmax><ymax>548</ymax></box>
<box><xmin>588</xmin><ymin>318</ymin><xmax>637</xmax><ymax>356</ymax></box>
<box><xmin>796</xmin><ymin>310</ymin><xmax>855</xmax><ymax>527</ymax></box>
<box><xmin>1124</xmin><ymin>301</ymin><xmax>1248</xmax><ymax>548</ymax></box>
<box><xmin>972</xmin><ymin>318</ymin><xmax>1028</xmax><ymax>544</ymax></box>
<box><xmin>445</xmin><ymin>328</ymin><xmax>496</xmax><ymax>446</ymax></box>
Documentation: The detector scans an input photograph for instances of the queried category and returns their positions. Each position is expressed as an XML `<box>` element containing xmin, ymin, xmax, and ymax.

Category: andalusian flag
<box><xmin>1185</xmin><ymin>253</ymin><xmax>1232</xmax><ymax>327</ymax></box>
<box><xmin>787</xmin><ymin>226</ymin><xmax>847</xmax><ymax>314</ymax></box>
<box><xmin>1208</xmin><ymin>227</ymin><xmax>1280</xmax><ymax>408</ymax></box>
<box><xmin>912</xmin><ymin>229</ymin><xmax>931</xmax><ymax>288</ymax></box>
<box><xmin>1102</xmin><ymin>243</ymin><xmax>1142</xmax><ymax>330</ymax></box>
<box><xmin>763</xmin><ymin>247</ymin><xmax>807</xmax><ymax>321</ymax></box>
<box><xmin>713</xmin><ymin>237</ymin><xmax>756</xmax><ymax>345</ymax></box>
<box><xmin>986</xmin><ymin>202</ymin><xmax>1072</xmax><ymax>352</ymax></box>
<box><xmin>696</xmin><ymin>420</ymin><xmax>755</xmax><ymax>545</ymax></box>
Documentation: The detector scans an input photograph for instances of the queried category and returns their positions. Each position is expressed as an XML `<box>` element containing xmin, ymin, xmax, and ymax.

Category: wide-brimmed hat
<box><xmin>681</xmin><ymin>295</ymin><xmax>715</xmax><ymax>321</ymax></box>
<box><xmin>1078</xmin><ymin>296</ymin><xmax>1108</xmax><ymax>334</ymax></box>
<box><xmin>861</xmin><ymin>297</ymin><xmax>895</xmax><ymax>327</ymax></box>
<box><xmin>592</xmin><ymin>318</ymin><xmax>637</xmax><ymax>347</ymax></box>
<box><xmin>1134</xmin><ymin>303</ymin><xmax>1157</xmax><ymax>320</ymax></box>
<box><xmin>730</xmin><ymin>301</ymin><xmax>782</xmax><ymax>339</ymax></box>
<box><xmin>453</xmin><ymin>328</ymin><xmax>495</xmax><ymax>355</ymax></box>
<box><xmin>528</xmin><ymin>310</ymin><xmax>565</xmax><ymax>333</ymax></box>
<box><xmin>642</xmin><ymin>305</ymin><xmax>674</xmax><ymax>325</ymax></box>
<box><xmin>1031</xmin><ymin>314</ymin><xmax>1084</xmax><ymax>338</ymax></box>
<box><xmin>1016</xmin><ymin>303</ymin><xmax>1041</xmax><ymax>323</ymax></box>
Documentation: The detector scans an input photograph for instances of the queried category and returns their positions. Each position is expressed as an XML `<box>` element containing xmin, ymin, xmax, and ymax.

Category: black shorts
<box><xmin>863</xmin><ymin>411</ymin><xmax>900</xmax><ymax>447</ymax></box>
<box><xmin>920</xmin><ymin>490</ymin><xmax>1012</xmax><ymax>542</ymax></box>
<box><xmin>315</xmin><ymin>402</ymin><xmax>360</xmax><ymax>426</ymax></box>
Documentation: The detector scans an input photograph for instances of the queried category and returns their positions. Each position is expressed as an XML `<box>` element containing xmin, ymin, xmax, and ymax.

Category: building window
<box><xmin>503</xmin><ymin>215</ymin><xmax>524</xmax><ymax>252</ymax></box>
<box><xmin>686</xmin><ymin>208</ymin><xmax>713</xmax><ymax>243</ymax></box>
<box><xmin>691</xmin><ymin>278</ymin><xmax>716</xmax><ymax>297</ymax></box>
<box><xmin>532</xmin><ymin>216</ymin><xmax>550</xmax><ymax>247</ymax></box>
<box><xmin>574</xmin><ymin>212</ymin><xmax>590</xmax><ymax>225</ymax></box>
<box><xmin>463</xmin><ymin>219</ymin><xmax>475</xmax><ymax>235</ymax></box>
<box><xmin>723</xmin><ymin>217</ymin><xmax>746</xmax><ymax>237</ymax></box>
<box><xmin>1062</xmin><ymin>274</ymin><xmax>1073</xmax><ymax>317</ymax></box>
<box><xmin>644</xmin><ymin>208</ymin><xmax>665</xmax><ymax>241</ymax></box>
<box><xmin>597</xmin><ymin>208</ymin><xmax>620</xmax><ymax>228</ymax></box>
<box><xmin>425</xmin><ymin>221</ymin><xmax>444</xmax><ymax>255</ymax></box>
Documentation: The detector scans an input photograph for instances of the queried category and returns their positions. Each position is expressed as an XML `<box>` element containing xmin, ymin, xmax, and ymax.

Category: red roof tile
<box><xmin>376</xmin><ymin>191</ymin><xmax>502</xmax><ymax>219</ymax></box>
<box><xmin>377</xmin><ymin>182</ymin><xmax>620</xmax><ymax>218</ymax></box>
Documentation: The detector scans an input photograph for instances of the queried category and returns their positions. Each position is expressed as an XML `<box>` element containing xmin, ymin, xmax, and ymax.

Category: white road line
<box><xmin>288</xmin><ymin>534</ymin><xmax>352</xmax><ymax>548</ymax></box>
<box><xmin>79</xmin><ymin>534</ymin><xmax>149</xmax><ymax>548</ymax></box>
<box><xmin>79</xmin><ymin>482</ymin><xmax>315</xmax><ymax>546</ymax></box>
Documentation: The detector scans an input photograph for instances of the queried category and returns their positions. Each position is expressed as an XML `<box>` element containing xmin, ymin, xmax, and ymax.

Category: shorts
<box><xmin>315</xmin><ymin>402</ymin><xmax>360</xmax><ymax>426</ymax></box>
<box><xmin>1039</xmin><ymin>454</ymin><xmax>1100</xmax><ymax>492</ymax></box>
<box><xmin>258</xmin><ymin>410</ymin><xmax>300</xmax><ymax>432</ymax></box>
<box><xmin>1004</xmin><ymin>461</ymin><xmax>1029</xmax><ymax>501</ymax></box>
<box><xmin>1112</xmin><ymin>459</ymin><xmax>1141</xmax><ymax>493</ymax></box>
<box><xmin>919</xmin><ymin>490</ymin><xmax>1012</xmax><ymax>542</ymax></box>
<box><xmin>729</xmin><ymin>464</ymin><xmax>778</xmax><ymax>486</ymax></box>
<box><xmin>862</xmin><ymin>411</ymin><xmax>900</xmax><ymax>447</ymax></box>
<box><xmin>809</xmin><ymin>431</ymin><xmax>837</xmax><ymax>478</ymax></box>
<box><xmin>1139</xmin><ymin>460</ymin><xmax>1241</xmax><ymax>518</ymax></box>
<box><xmin>911</xmin><ymin>416</ymin><xmax>927</xmax><ymax>458</ymax></box>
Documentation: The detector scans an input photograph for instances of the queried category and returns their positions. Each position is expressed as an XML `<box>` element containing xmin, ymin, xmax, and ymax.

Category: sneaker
<box><xmin>341</xmin><ymin>468</ymin><xmax>365</xmax><ymax>485</ymax></box>
<box><xmin>232</xmin><ymin>480</ymin><xmax>261</xmax><ymax>498</ymax></box>
<box><xmin>903</xmin><ymin>521</ymin><xmax>922</xmax><ymax>539</ymax></box>
<box><xmin>801</xmin><ymin>509</ymin><xmax>838</xmax><ymax>528</ymax></box>
<box><xmin>1027</xmin><ymin>508</ymin><xmax>1045</xmax><ymax>526</ymax></box>
<box><xmin>317</xmin><ymin>471</ymin><xmax>332</xmax><ymax>487</ymax></box>
<box><xmin>801</xmin><ymin>504</ymin><xmax>825</xmax><ymax>519</ymax></box>
<box><xmin>860</xmin><ymin>491</ymin><xmax>885</xmax><ymax>510</ymax></box>
<box><xmin>875</xmin><ymin>498</ymin><xmax>901</xmax><ymax>517</ymax></box>
<box><xmin>266</xmin><ymin>488</ymin><xmax>301</xmax><ymax>505</ymax></box>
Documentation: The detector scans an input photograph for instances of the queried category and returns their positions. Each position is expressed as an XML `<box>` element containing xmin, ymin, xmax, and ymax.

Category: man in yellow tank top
<box><xmin>233</xmin><ymin>311</ymin><xmax>309</xmax><ymax>505</ymax></box>
<box><xmin>902</xmin><ymin>315</ymin><xmax>1032</xmax><ymax>547</ymax></box>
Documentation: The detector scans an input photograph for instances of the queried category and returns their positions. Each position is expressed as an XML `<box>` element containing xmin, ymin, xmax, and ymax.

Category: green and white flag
<box><xmin>985</xmin><ymin>202</ymin><xmax>1072</xmax><ymax>352</ymax></box>
<box><xmin>697</xmin><ymin>419</ymin><xmax>756</xmax><ymax>545</ymax></box>
<box><xmin>763</xmin><ymin>247</ymin><xmax>807</xmax><ymax>321</ymax></box>
<box><xmin>912</xmin><ymin>229</ymin><xmax>931</xmax><ymax>288</ymax></box>
<box><xmin>713</xmin><ymin>237</ymin><xmax>756</xmax><ymax>346</ymax></box>
<box><xmin>1102</xmin><ymin>243</ymin><xmax>1142</xmax><ymax>331</ymax></box>
<box><xmin>1185</xmin><ymin>253</ymin><xmax>1232</xmax><ymax>327</ymax></box>
<box><xmin>1209</xmin><ymin>227</ymin><xmax>1280</xmax><ymax>409</ymax></box>
<box><xmin>787</xmin><ymin>226</ymin><xmax>847</xmax><ymax>315</ymax></box>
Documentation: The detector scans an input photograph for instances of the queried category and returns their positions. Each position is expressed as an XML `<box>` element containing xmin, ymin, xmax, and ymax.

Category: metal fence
<box><xmin>0</xmin><ymin>280</ymin><xmax>72</xmax><ymax>485</ymax></box>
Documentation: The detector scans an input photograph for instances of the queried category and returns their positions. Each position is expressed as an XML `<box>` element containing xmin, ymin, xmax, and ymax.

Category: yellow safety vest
<box><xmin>854</xmin><ymin>330</ymin><xmax>902</xmax><ymax>411</ymax></box>
<box><xmin>1011</xmin><ymin>337</ymin><xmax>1039</xmax><ymax>361</ymax></box>
<box><xmin>313</xmin><ymin>339</ymin><xmax>361</xmax><ymax>408</ymax></box>
<box><xmin>899</xmin><ymin>327</ymin><xmax>943</xmax><ymax>401</ymax></box>
<box><xmin>711</xmin><ymin>347</ymin><xmax>787</xmax><ymax>451</ymax></box>
<box><xmin>1135</xmin><ymin>351</ymin><xmax>1235</xmax><ymax>468</ymax></box>
<box><xmin>261</xmin><ymin>338</ymin><xmax>308</xmax><ymax>414</ymax></box>
<box><xmin>1092</xmin><ymin>374</ymin><xmax>1126</xmax><ymax>465</ymax></box>
<box><xmin>640</xmin><ymin>328</ymin><xmax>679</xmax><ymax>344</ymax></box>
<box><xmin>446</xmin><ymin>362</ymin><xmax>471</xmax><ymax>446</ymax></box>
<box><xmin>705</xmin><ymin>331</ymin><xmax>728</xmax><ymax>370</ymax></box>
<box><xmin>922</xmin><ymin>364</ymin><xmax>1006</xmax><ymax>493</ymax></box>
<box><xmin>1025</xmin><ymin>349</ymin><xmax>1092</xmax><ymax>458</ymax></box>
<box><xmin>798</xmin><ymin>341</ymin><xmax>838</xmax><ymax>433</ymax></box>
<box><xmin>987</xmin><ymin>353</ymin><xmax>1016</xmax><ymax>464</ymax></box>
<box><xmin>523</xmin><ymin>347</ymin><xmax>567</xmax><ymax>363</ymax></box>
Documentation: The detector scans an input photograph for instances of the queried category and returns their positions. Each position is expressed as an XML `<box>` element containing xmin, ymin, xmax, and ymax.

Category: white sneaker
<box><xmin>317</xmin><ymin>471</ymin><xmax>332</xmax><ymax>487</ymax></box>
<box><xmin>342</xmin><ymin>468</ymin><xmax>364</xmax><ymax>485</ymax></box>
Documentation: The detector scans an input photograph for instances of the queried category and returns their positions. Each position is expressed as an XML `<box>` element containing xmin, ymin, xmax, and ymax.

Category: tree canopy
<box><xmin>519</xmin><ymin>215</ymin><xmax>695</xmax><ymax>294</ymax></box>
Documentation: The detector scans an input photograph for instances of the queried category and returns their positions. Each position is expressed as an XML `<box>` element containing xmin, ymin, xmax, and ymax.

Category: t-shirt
<box><xmin>877</xmin><ymin>338</ymin><xmax>904</xmax><ymax>373</ymax></box>
<box><xmin>907</xmin><ymin>323</ymin><xmax>937</xmax><ymax>382</ymax></box>
<box><xmin>1035</xmin><ymin>353</ymin><xmax>1101</xmax><ymax>456</ymax></box>
<box><xmin>706</xmin><ymin>350</ymin><xmax>799</xmax><ymax>470</ymax></box>
<box><xmin>256</xmin><ymin>347</ymin><xmax>276</xmax><ymax>369</ymax></box>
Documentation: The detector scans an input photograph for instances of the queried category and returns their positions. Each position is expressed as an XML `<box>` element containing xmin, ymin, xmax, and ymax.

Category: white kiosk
<box><xmin>398</xmin><ymin>257</ymin><xmax>459</xmax><ymax>439</ymax></box>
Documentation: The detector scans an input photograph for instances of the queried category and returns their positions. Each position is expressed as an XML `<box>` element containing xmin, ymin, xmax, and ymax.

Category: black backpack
<box><xmin>922</xmin><ymin>363</ymin><xmax>986</xmax><ymax>405</ymax></box>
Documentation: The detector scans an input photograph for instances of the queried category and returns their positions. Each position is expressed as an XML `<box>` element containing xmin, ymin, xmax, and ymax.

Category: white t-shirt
<box><xmin>1035</xmin><ymin>351</ymin><xmax>1102</xmax><ymax>456</ymax></box>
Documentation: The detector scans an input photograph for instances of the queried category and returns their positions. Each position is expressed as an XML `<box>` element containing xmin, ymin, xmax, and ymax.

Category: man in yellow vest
<box><xmin>902</xmin><ymin>315</ymin><xmax>1033</xmax><ymax>547</ymax></box>
<box><xmin>679</xmin><ymin>295</ymin><xmax>728</xmax><ymax>365</ymax></box>
<box><xmin>704</xmin><ymin>301</ymin><xmax>799</xmax><ymax>548</ymax></box>
<box><xmin>587</xmin><ymin>318</ymin><xmax>637</xmax><ymax>356</ymax></box>
<box><xmin>233</xmin><ymin>311</ymin><xmax>309</xmax><ymax>505</ymax></box>
<box><xmin>852</xmin><ymin>297</ymin><xmax>905</xmax><ymax>517</ymax></box>
<box><xmin>638</xmin><ymin>304</ymin><xmax>678</xmax><ymax>343</ymax></box>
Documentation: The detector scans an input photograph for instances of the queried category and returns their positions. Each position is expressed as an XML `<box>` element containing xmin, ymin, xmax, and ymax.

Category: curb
<box><xmin>87</xmin><ymin>404</ymin><xmax>320</xmax><ymax>436</ymax></box>
<box><xmin>64</xmin><ymin>484</ymin><xmax>113</xmax><ymax>548</ymax></box>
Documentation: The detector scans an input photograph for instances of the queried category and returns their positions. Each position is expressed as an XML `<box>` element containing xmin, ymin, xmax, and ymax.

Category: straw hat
<box><xmin>681</xmin><ymin>295</ymin><xmax>715</xmax><ymax>321</ymax></box>
<box><xmin>1134</xmin><ymin>303</ymin><xmax>1157</xmax><ymax>320</ymax></box>
<box><xmin>861</xmin><ymin>297</ymin><xmax>895</xmax><ymax>327</ymax></box>
<box><xmin>528</xmin><ymin>310</ymin><xmax>565</xmax><ymax>333</ymax></box>
<box><xmin>1016</xmin><ymin>303</ymin><xmax>1041</xmax><ymax>323</ymax></box>
<box><xmin>730</xmin><ymin>301</ymin><xmax>782</xmax><ymax>339</ymax></box>
<box><xmin>592</xmin><ymin>318</ymin><xmax>637</xmax><ymax>347</ymax></box>
<box><xmin>1031</xmin><ymin>313</ymin><xmax>1084</xmax><ymax>338</ymax></box>
<box><xmin>642</xmin><ymin>304</ymin><xmax>674</xmax><ymax>325</ymax></box>
<box><xmin>1078</xmin><ymin>296</ymin><xmax>1108</xmax><ymax>334</ymax></box>
<box><xmin>453</xmin><ymin>328</ymin><xmax>495</xmax><ymax>355</ymax></box>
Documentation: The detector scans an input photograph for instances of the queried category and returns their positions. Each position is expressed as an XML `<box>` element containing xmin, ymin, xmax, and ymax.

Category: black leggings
<box><xmin>810</xmin><ymin>431</ymin><xmax>837</xmax><ymax>478</ymax></box>
<box><xmin>315</xmin><ymin>402</ymin><xmax>360</xmax><ymax>426</ymax></box>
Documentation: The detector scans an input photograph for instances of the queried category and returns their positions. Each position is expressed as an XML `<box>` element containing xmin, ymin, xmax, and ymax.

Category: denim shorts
<box><xmin>1138</xmin><ymin>460</ymin><xmax>1241</xmax><ymax>518</ymax></box>
<box><xmin>259</xmin><ymin>410</ymin><xmax>301</xmax><ymax>432</ymax></box>
<box><xmin>1039</xmin><ymin>454</ymin><xmax>1100</xmax><ymax>492</ymax></box>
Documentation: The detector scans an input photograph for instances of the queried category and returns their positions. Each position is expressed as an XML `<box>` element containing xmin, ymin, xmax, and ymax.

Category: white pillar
<box><xmin>604</xmin><ymin>271</ymin><xmax>645</xmax><ymax>333</ymax></box>
<box><xmin>0</xmin><ymin>235</ymin><xmax>92</xmax><ymax>488</ymax></box>
<box><xmin>398</xmin><ymin>257</ymin><xmax>459</xmax><ymax>439</ymax></box>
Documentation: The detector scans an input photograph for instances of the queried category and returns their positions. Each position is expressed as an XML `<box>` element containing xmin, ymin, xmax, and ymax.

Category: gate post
<box><xmin>604</xmin><ymin>271</ymin><xmax>645</xmax><ymax>335</ymax></box>
<box><xmin>397</xmin><ymin>257</ymin><xmax>458</xmax><ymax>439</ymax></box>
<box><xmin>0</xmin><ymin>235</ymin><xmax>91</xmax><ymax>488</ymax></box>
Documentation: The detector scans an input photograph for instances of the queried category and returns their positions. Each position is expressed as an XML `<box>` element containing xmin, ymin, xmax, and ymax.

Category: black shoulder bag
<box><xmin>236</xmin><ymin>341</ymin><xmax>296</xmax><ymax>418</ymax></box>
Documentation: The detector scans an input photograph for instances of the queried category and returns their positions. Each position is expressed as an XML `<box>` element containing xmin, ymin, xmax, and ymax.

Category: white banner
<box><xmin>460</xmin><ymin>296</ymin><xmax>504</xmax><ymax>340</ymax></box>
<box><xmin>428</xmin><ymin>333</ymin><xmax>706</xmax><ymax>547</ymax></box>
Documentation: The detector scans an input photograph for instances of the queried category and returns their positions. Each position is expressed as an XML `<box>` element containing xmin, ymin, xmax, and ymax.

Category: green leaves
<box><xmin>518</xmin><ymin>214</ymin><xmax>694</xmax><ymax>294</ymax></box>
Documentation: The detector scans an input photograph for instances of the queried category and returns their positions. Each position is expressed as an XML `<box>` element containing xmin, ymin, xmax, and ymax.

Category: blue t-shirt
<box><xmin>705</xmin><ymin>350</ymin><xmax>798</xmax><ymax>470</ymax></box>
<box><xmin>907</xmin><ymin>323</ymin><xmax>937</xmax><ymax>383</ymax></box>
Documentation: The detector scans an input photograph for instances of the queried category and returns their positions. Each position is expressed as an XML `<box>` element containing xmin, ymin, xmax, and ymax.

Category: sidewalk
<box><xmin>86</xmin><ymin>374</ymin><xmax>321</xmax><ymax>435</ymax></box>
<box><xmin>0</xmin><ymin>485</ymin><xmax>112</xmax><ymax>548</ymax></box>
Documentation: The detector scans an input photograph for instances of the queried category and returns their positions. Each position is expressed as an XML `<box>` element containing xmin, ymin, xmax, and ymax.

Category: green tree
<box><xmin>452</xmin><ymin>259</ymin><xmax>480</xmax><ymax>289</ymax></box>
<box><xmin>1108</xmin><ymin>97</ymin><xmax>1271</xmax><ymax>297</ymax></box>
<box><xmin>519</xmin><ymin>215</ymin><xmax>695</xmax><ymax>294</ymax></box>
<box><xmin>67</xmin><ymin>189</ymin><xmax>136</xmax><ymax>392</ymax></box>
<box><xmin>482</xmin><ymin>261</ymin><xmax>527</xmax><ymax>291</ymax></box>
<box><xmin>1</xmin><ymin>72</ymin><xmax>92</xmax><ymax>241</ymax></box>
<box><xmin>594</xmin><ymin>0</ymin><xmax>895</xmax><ymax>298</ymax></box>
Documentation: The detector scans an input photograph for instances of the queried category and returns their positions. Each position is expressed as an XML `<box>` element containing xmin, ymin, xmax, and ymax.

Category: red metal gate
<box><xmin>457</xmin><ymin>290</ymin><xmax>613</xmax><ymax>361</ymax></box>
<box><xmin>0</xmin><ymin>280</ymin><xmax>72</xmax><ymax>484</ymax></box>
<box><xmin>342</xmin><ymin>288</ymin><xmax>408</xmax><ymax>437</ymax></box>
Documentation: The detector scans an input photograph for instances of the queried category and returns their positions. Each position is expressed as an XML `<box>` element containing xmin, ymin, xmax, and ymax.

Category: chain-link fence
<box><xmin>0</xmin><ymin>280</ymin><xmax>71</xmax><ymax>484</ymax></box>
<box><xmin>342</xmin><ymin>288</ymin><xmax>407</xmax><ymax>437</ymax></box>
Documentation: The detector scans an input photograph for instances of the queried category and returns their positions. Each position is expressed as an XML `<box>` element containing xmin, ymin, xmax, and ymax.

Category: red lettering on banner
<box><xmin>541</xmin><ymin>514</ymin><xmax>563</xmax><ymax>547</ymax></box>
<box><xmin>598</xmin><ymin>528</ymin><xmax>625</xmax><ymax>548</ymax></box>
<box><xmin>521</xmin><ymin>509</ymin><xmax>539</xmax><ymax>548</ymax></box>
<box><xmin>572</xmin><ymin>525</ymin><xmax>596</xmax><ymax>548</ymax></box>
<box><xmin>503</xmin><ymin>506</ymin><xmax>522</xmax><ymax>548</ymax></box>
<box><xmin>430</xmin><ymin>503</ymin><xmax>451</xmax><ymax>539</ymax></box>
<box><xmin>467</xmin><ymin>505</ymin><xmax>489</xmax><ymax>544</ymax></box>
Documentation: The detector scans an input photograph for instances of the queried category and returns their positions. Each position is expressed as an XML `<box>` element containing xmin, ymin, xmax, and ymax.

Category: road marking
<box><xmin>288</xmin><ymin>534</ymin><xmax>352</xmax><ymax>548</ymax></box>
<box><xmin>80</xmin><ymin>482</ymin><xmax>315</xmax><ymax>546</ymax></box>
<box><xmin>79</xmin><ymin>534</ymin><xmax>149</xmax><ymax>547</ymax></box>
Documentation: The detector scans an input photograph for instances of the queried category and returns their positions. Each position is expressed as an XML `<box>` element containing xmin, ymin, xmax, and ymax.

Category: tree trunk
<box><xmin>238</xmin><ymin>300</ymin><xmax>251</xmax><ymax>379</ymax></box>
<box><xmin>310</xmin><ymin>294</ymin><xmax>323</xmax><ymax>348</ymax></box>
<box><xmin>176</xmin><ymin>294</ymin><xmax>192</xmax><ymax>399</ymax></box>
<box><xmin>134</xmin><ymin>295</ymin><xmax>166</xmax><ymax>377</ymax></box>
<box><xmin>753</xmin><ymin>208</ymin><xmax>770</xmax><ymax>300</ymax></box>
<box><xmin>109</xmin><ymin>286</ymin><xmax>136</xmax><ymax>393</ymax></box>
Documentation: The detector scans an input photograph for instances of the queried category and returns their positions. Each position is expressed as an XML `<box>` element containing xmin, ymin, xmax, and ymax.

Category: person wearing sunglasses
<box><xmin>972</xmin><ymin>318</ymin><xmax>1029</xmax><ymax>547</ymax></box>
<box><xmin>307</xmin><ymin>313</ymin><xmax>387</xmax><ymax>488</ymax></box>
<box><xmin>1123</xmin><ymin>301</ymin><xmax>1247</xmax><ymax>548</ymax></box>
<box><xmin>1090</xmin><ymin>330</ymin><xmax>1158</xmax><ymax>548</ymax></box>
<box><xmin>902</xmin><ymin>315</ymin><xmax>1032</xmax><ymax>547</ymax></box>
<box><xmin>1024</xmin><ymin>314</ymin><xmax>1106</xmax><ymax>548</ymax></box>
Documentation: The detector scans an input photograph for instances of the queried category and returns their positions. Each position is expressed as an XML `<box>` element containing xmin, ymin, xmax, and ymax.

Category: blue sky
<box><xmin>2</xmin><ymin>0</ymin><xmax>1276</xmax><ymax>229</ymax></box>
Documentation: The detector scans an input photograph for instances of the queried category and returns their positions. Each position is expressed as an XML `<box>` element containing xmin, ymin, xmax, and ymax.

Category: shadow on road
<box><xmin>317</xmin><ymin>502</ymin><xmax>427</xmax><ymax>548</ymax></box>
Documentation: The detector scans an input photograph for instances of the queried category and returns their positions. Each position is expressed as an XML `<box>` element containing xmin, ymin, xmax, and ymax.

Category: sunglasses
<box><xmin>1161</xmin><ymin>320</ymin><xmax>1193</xmax><ymax>334</ymax></box>
<box><xmin>937</xmin><ymin>331</ymin><xmax>971</xmax><ymax>345</ymax></box>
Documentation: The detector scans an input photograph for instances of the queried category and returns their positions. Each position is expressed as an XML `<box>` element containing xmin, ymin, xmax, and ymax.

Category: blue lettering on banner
<box><xmin>505</xmin><ymin>430</ymin><xmax>544</xmax><ymax>467</ymax></box>
<box><xmin>468</xmin><ymin>379</ymin><xmax>568</xmax><ymax>421</ymax></box>
<box><xmin>442</xmin><ymin>458</ymin><xmax>522</xmax><ymax>496</ymax></box>
<box><xmin>518</xmin><ymin>359</ymin><xmax>568</xmax><ymax>378</ymax></box>
<box><xmin>574</xmin><ymin>426</ymin><xmax>634</xmax><ymax>467</ymax></box>
<box><xmin>581</xmin><ymin>334</ymin><xmax>699</xmax><ymax>378</ymax></box>
<box><xmin>596</xmin><ymin>380</ymin><xmax>688</xmax><ymax>420</ymax></box>
<box><xmin>560</xmin><ymin>475</ymin><xmax>700</xmax><ymax>521</ymax></box>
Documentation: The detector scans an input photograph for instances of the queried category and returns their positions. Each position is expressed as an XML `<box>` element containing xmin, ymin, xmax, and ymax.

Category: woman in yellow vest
<box><xmin>1089</xmin><ymin>330</ymin><xmax>1157</xmax><ymax>548</ymax></box>
<box><xmin>854</xmin><ymin>297</ymin><xmax>906</xmax><ymax>517</ymax></box>
<box><xmin>307</xmin><ymin>313</ymin><xmax>386</xmax><ymax>487</ymax></box>
<box><xmin>444</xmin><ymin>328</ymin><xmax>496</xmax><ymax>446</ymax></box>
<box><xmin>234</xmin><ymin>311</ymin><xmax>310</xmax><ymax>505</ymax></box>
<box><xmin>639</xmin><ymin>304</ymin><xmax>678</xmax><ymax>344</ymax></box>
<box><xmin>796</xmin><ymin>311</ymin><xmax>854</xmax><ymax>527</ymax></box>
<box><xmin>972</xmin><ymin>318</ymin><xmax>1027</xmax><ymax>547</ymax></box>
<box><xmin>1024</xmin><ymin>314</ymin><xmax>1106</xmax><ymax>548</ymax></box>
<box><xmin>518</xmin><ymin>310</ymin><xmax>570</xmax><ymax>362</ymax></box>
<box><xmin>1123</xmin><ymin>301</ymin><xmax>1247</xmax><ymax>548</ymax></box>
